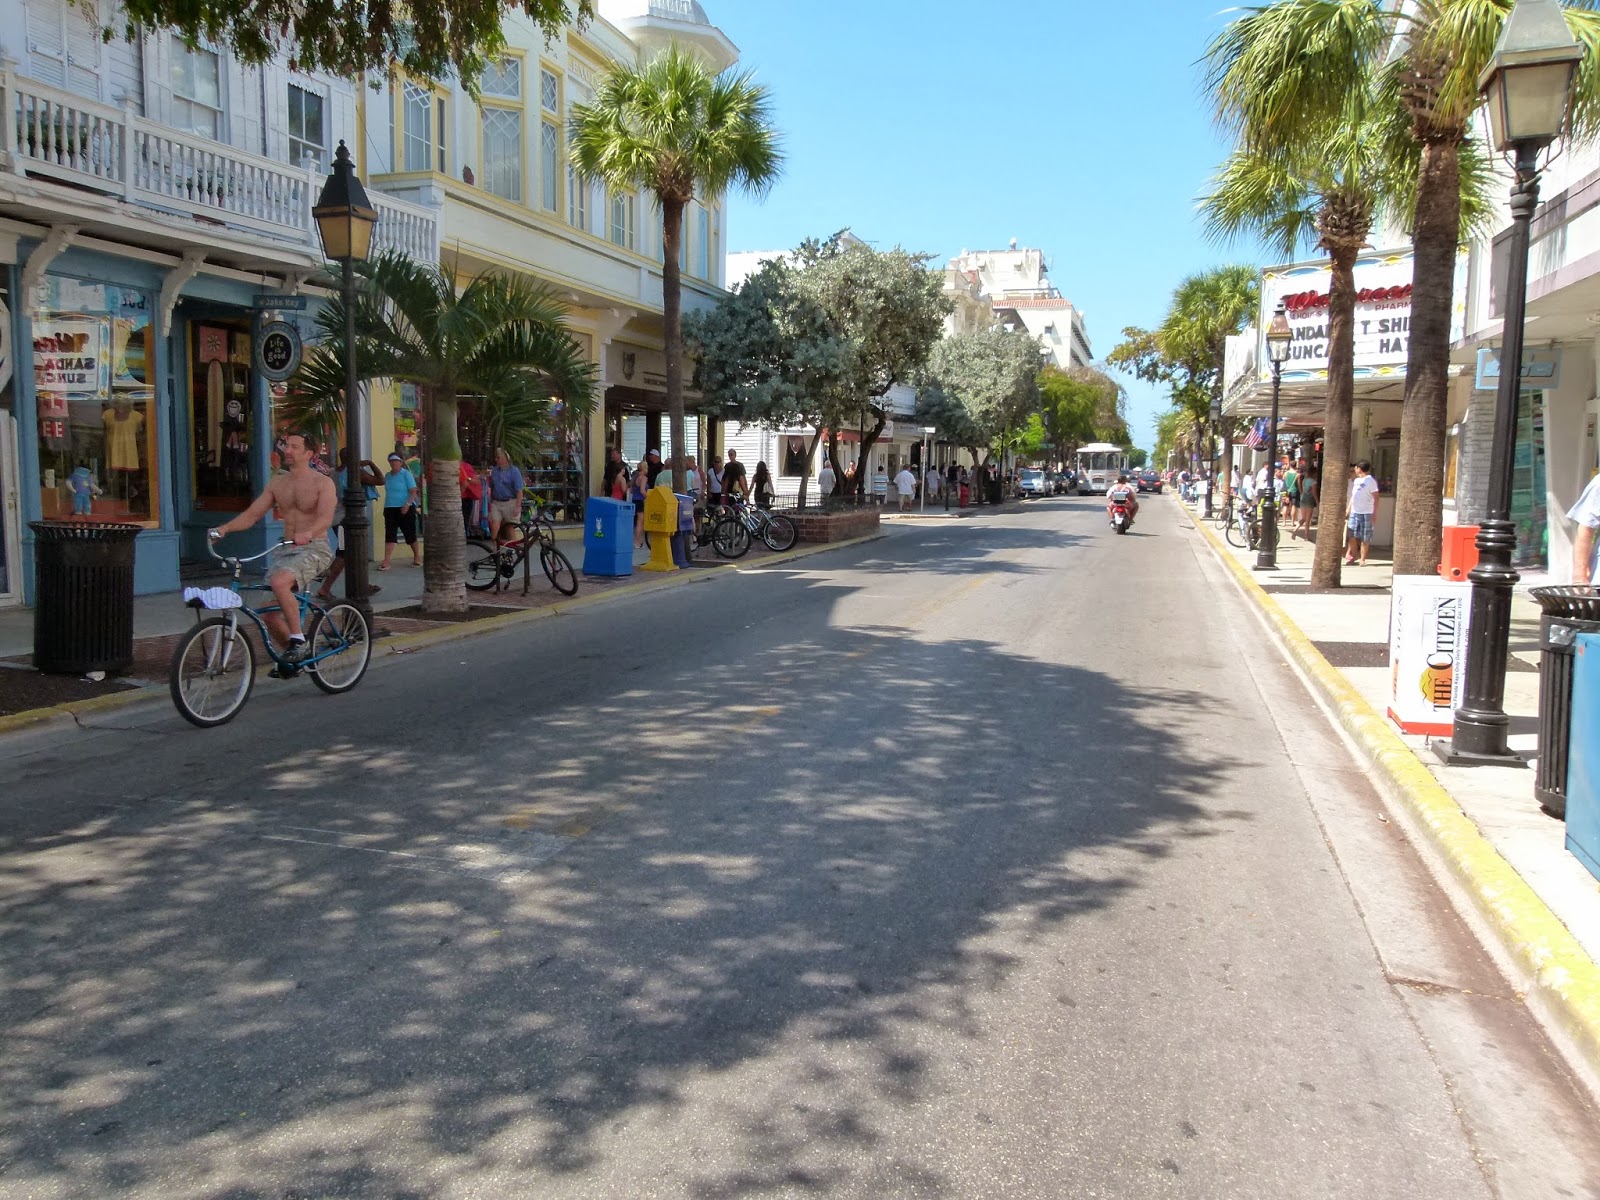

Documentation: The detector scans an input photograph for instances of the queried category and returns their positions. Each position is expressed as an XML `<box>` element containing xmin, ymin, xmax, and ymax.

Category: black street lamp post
<box><xmin>1205</xmin><ymin>399</ymin><xmax>1220</xmax><ymax>519</ymax></box>
<box><xmin>1256</xmin><ymin>303</ymin><xmax>1294</xmax><ymax>571</ymax></box>
<box><xmin>1438</xmin><ymin>0</ymin><xmax>1582</xmax><ymax>766</ymax></box>
<box><xmin>312</xmin><ymin>141</ymin><xmax>379</xmax><ymax>626</ymax></box>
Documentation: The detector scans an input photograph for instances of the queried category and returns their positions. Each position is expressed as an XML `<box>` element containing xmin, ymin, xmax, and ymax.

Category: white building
<box><xmin>948</xmin><ymin>241</ymin><xmax>1094</xmax><ymax>368</ymax></box>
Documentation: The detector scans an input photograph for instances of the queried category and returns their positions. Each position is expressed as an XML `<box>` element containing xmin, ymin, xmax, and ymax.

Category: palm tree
<box><xmin>1158</xmin><ymin>266</ymin><xmax>1260</xmax><ymax>495</ymax></box>
<box><xmin>291</xmin><ymin>251</ymin><xmax>596</xmax><ymax>614</ymax></box>
<box><xmin>568</xmin><ymin>44</ymin><xmax>783</xmax><ymax>493</ymax></box>
<box><xmin>1202</xmin><ymin>138</ymin><xmax>1385</xmax><ymax>588</ymax></box>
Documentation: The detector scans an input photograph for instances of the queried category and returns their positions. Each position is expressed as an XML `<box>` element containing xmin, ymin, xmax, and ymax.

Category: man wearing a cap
<box><xmin>380</xmin><ymin>452</ymin><xmax>422</xmax><ymax>569</ymax></box>
<box><xmin>645</xmin><ymin>448</ymin><xmax>666</xmax><ymax>488</ymax></box>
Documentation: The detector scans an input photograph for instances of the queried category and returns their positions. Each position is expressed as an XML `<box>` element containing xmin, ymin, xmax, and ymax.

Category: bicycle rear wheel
<box><xmin>307</xmin><ymin>603</ymin><xmax>371</xmax><ymax>694</ymax></box>
<box><xmin>760</xmin><ymin>512</ymin><xmax>797</xmax><ymax>552</ymax></box>
<box><xmin>169</xmin><ymin>617</ymin><xmax>255</xmax><ymax>728</ymax></box>
<box><xmin>713</xmin><ymin>514</ymin><xmax>751</xmax><ymax>559</ymax></box>
<box><xmin>540</xmin><ymin>544</ymin><xmax>579</xmax><ymax>595</ymax></box>
<box><xmin>1225</xmin><ymin>518</ymin><xmax>1247</xmax><ymax>548</ymax></box>
<box><xmin>464</xmin><ymin>539</ymin><xmax>505</xmax><ymax>591</ymax></box>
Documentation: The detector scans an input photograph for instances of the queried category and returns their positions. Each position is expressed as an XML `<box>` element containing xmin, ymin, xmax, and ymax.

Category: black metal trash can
<box><xmin>29</xmin><ymin>520</ymin><xmax>142</xmax><ymax>675</ymax></box>
<box><xmin>1529</xmin><ymin>585</ymin><xmax>1600</xmax><ymax>818</ymax></box>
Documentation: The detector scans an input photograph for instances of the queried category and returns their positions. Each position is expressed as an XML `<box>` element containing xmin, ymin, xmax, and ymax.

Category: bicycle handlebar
<box><xmin>207</xmin><ymin>537</ymin><xmax>294</xmax><ymax>566</ymax></box>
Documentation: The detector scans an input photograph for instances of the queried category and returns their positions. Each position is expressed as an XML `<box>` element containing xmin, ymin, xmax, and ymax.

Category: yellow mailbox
<box><xmin>641</xmin><ymin>480</ymin><xmax>679</xmax><ymax>572</ymax></box>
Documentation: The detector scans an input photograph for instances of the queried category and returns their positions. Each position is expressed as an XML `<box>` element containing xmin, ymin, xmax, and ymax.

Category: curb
<box><xmin>1186</xmin><ymin>505</ymin><xmax>1600</xmax><ymax>1092</ymax></box>
<box><xmin>0</xmin><ymin>532</ymin><xmax>889</xmax><ymax>736</ymax></box>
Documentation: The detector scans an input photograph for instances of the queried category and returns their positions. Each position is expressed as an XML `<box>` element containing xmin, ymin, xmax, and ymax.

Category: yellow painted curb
<box><xmin>1189</xmin><ymin>508</ymin><xmax>1600</xmax><ymax>1083</ymax></box>
<box><xmin>0</xmin><ymin>678</ymin><xmax>165</xmax><ymax>735</ymax></box>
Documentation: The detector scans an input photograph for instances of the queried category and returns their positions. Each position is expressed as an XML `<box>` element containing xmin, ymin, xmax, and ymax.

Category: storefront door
<box><xmin>188</xmin><ymin>320</ymin><xmax>255</xmax><ymax>515</ymax></box>
<box><xmin>0</xmin><ymin>412</ymin><xmax>21</xmax><ymax>606</ymax></box>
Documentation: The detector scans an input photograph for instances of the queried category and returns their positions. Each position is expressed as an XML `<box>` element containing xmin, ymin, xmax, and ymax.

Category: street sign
<box><xmin>253</xmin><ymin>294</ymin><xmax>308</xmax><ymax>312</ymax></box>
<box><xmin>255</xmin><ymin>320</ymin><xmax>302</xmax><ymax>382</ymax></box>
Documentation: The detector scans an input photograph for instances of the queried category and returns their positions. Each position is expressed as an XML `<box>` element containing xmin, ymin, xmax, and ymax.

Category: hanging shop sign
<box><xmin>1474</xmin><ymin>347</ymin><xmax>1563</xmax><ymax>391</ymax></box>
<box><xmin>253</xmin><ymin>294</ymin><xmax>308</xmax><ymax>312</ymax></box>
<box><xmin>1259</xmin><ymin>249</ymin><xmax>1414</xmax><ymax>382</ymax></box>
<box><xmin>255</xmin><ymin>320</ymin><xmax>302</xmax><ymax>383</ymax></box>
<box><xmin>1388</xmin><ymin>576</ymin><xmax>1473</xmax><ymax>736</ymax></box>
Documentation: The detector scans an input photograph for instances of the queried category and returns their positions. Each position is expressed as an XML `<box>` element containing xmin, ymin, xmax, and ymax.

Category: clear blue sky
<box><xmin>718</xmin><ymin>0</ymin><xmax>1271</xmax><ymax>453</ymax></box>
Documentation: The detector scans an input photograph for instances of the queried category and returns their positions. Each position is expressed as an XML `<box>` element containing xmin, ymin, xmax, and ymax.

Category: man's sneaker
<box><xmin>282</xmin><ymin>639</ymin><xmax>311</xmax><ymax>664</ymax></box>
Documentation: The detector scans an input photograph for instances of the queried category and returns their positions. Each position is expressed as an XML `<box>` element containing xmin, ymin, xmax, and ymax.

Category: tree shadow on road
<box><xmin>0</xmin><ymin>568</ymin><xmax>1244</xmax><ymax>1198</ymax></box>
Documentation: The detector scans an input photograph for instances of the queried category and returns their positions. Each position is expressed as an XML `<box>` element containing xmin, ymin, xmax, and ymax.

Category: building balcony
<box><xmin>0</xmin><ymin>66</ymin><xmax>439</xmax><ymax>270</ymax></box>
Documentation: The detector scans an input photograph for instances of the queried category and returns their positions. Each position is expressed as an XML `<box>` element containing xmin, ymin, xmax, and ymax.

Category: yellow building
<box><xmin>358</xmin><ymin>0</ymin><xmax>738</xmax><ymax>506</ymax></box>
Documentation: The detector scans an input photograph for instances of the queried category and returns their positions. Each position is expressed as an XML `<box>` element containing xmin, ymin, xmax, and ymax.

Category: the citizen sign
<box><xmin>1259</xmin><ymin>250</ymin><xmax>1414</xmax><ymax>380</ymax></box>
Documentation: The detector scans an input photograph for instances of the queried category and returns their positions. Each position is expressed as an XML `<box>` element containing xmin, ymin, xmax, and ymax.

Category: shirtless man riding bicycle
<box><xmin>207</xmin><ymin>429</ymin><xmax>336</xmax><ymax>662</ymax></box>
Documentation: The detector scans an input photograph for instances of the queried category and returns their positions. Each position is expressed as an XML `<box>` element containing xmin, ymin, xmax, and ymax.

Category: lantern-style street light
<box><xmin>1256</xmin><ymin>303</ymin><xmax>1294</xmax><ymax>570</ymax></box>
<box><xmin>1439</xmin><ymin>0</ymin><xmax>1582</xmax><ymax>766</ymax></box>
<box><xmin>313</xmin><ymin>141</ymin><xmax>379</xmax><ymax>625</ymax></box>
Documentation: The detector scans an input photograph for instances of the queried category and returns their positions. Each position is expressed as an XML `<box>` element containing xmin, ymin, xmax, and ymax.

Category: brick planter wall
<box><xmin>783</xmin><ymin>507</ymin><xmax>881</xmax><ymax>543</ymax></box>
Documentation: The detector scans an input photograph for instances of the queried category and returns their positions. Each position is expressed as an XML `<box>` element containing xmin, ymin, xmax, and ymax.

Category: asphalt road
<box><xmin>3</xmin><ymin>495</ymin><xmax>1599</xmax><ymax>1199</ymax></box>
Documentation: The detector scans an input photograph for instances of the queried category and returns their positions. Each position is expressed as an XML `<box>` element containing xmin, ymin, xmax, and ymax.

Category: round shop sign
<box><xmin>256</xmin><ymin>320</ymin><xmax>302</xmax><ymax>382</ymax></box>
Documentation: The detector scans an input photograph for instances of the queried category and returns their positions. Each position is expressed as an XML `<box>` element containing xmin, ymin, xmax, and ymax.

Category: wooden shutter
<box><xmin>141</xmin><ymin>32</ymin><xmax>173</xmax><ymax>127</ymax></box>
<box><xmin>25</xmin><ymin>0</ymin><xmax>67</xmax><ymax>89</ymax></box>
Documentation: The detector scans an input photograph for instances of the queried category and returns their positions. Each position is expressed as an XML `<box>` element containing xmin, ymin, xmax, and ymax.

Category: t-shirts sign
<box><xmin>34</xmin><ymin>318</ymin><xmax>108</xmax><ymax>395</ymax></box>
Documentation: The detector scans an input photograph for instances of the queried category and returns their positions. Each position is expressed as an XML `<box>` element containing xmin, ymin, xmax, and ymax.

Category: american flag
<box><xmin>1243</xmin><ymin>418</ymin><xmax>1270</xmax><ymax>450</ymax></box>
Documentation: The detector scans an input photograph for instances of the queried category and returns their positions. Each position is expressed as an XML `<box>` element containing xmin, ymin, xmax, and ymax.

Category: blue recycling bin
<box><xmin>583</xmin><ymin>496</ymin><xmax>634</xmax><ymax>577</ymax></box>
<box><xmin>1564</xmin><ymin>632</ymin><xmax>1600</xmax><ymax>882</ymax></box>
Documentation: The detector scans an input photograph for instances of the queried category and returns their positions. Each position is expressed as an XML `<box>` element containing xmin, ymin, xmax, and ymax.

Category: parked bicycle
<box><xmin>694</xmin><ymin>502</ymin><xmax>752</xmax><ymax>558</ymax></box>
<box><xmin>727</xmin><ymin>496</ymin><xmax>797</xmax><ymax>553</ymax></box>
<box><xmin>464</xmin><ymin>499</ymin><xmax>578</xmax><ymax>596</ymax></box>
<box><xmin>169</xmin><ymin>541</ymin><xmax>372</xmax><ymax>728</ymax></box>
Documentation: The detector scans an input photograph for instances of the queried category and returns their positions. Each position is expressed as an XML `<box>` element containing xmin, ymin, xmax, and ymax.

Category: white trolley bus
<box><xmin>1074</xmin><ymin>443</ymin><xmax>1128</xmax><ymax>495</ymax></box>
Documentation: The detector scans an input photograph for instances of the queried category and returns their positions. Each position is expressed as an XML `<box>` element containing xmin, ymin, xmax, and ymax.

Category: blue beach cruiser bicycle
<box><xmin>169</xmin><ymin>540</ymin><xmax>372</xmax><ymax>728</ymax></box>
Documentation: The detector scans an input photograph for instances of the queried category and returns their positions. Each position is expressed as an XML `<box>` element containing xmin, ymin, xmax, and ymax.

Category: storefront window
<box><xmin>189</xmin><ymin>322</ymin><xmax>253</xmax><ymax>511</ymax></box>
<box><xmin>1512</xmin><ymin>389</ymin><xmax>1548</xmax><ymax>568</ymax></box>
<box><xmin>33</xmin><ymin>278</ymin><xmax>158</xmax><ymax>526</ymax></box>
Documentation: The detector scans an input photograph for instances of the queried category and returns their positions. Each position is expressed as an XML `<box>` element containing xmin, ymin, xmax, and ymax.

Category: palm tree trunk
<box><xmin>661</xmin><ymin>198</ymin><xmax>688</xmax><ymax>495</ymax></box>
<box><xmin>1220</xmin><ymin>422</ymin><xmax>1234</xmax><ymax>502</ymax></box>
<box><xmin>1392</xmin><ymin>138</ymin><xmax>1460</xmax><ymax>576</ymax></box>
<box><xmin>421</xmin><ymin>395</ymin><xmax>467</xmax><ymax>615</ymax></box>
<box><xmin>1312</xmin><ymin>245</ymin><xmax>1360</xmax><ymax>589</ymax></box>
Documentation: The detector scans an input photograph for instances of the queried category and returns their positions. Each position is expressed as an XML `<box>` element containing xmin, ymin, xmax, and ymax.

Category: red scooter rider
<box><xmin>1106</xmin><ymin>473</ymin><xmax>1139</xmax><ymax>529</ymax></box>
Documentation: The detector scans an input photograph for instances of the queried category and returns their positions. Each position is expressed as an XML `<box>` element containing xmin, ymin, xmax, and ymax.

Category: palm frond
<box><xmin>1200</xmin><ymin>148</ymin><xmax>1322</xmax><ymax>258</ymax></box>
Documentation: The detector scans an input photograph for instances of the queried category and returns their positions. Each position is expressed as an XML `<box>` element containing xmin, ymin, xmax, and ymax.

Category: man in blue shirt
<box><xmin>379</xmin><ymin>453</ymin><xmax>422</xmax><ymax>570</ymax></box>
<box><xmin>488</xmin><ymin>447</ymin><xmax>525</xmax><ymax>543</ymax></box>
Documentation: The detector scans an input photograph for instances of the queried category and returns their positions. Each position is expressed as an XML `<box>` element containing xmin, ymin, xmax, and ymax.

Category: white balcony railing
<box><xmin>1</xmin><ymin>68</ymin><xmax>439</xmax><ymax>266</ymax></box>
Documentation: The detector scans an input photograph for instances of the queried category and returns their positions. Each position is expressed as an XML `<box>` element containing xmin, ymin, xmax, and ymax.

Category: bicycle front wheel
<box><xmin>713</xmin><ymin>515</ymin><xmax>751</xmax><ymax>559</ymax></box>
<box><xmin>464</xmin><ymin>539</ymin><xmax>504</xmax><ymax>591</ymax></box>
<box><xmin>1225</xmin><ymin>518</ymin><xmax>1247</xmax><ymax>548</ymax></box>
<box><xmin>308</xmin><ymin>603</ymin><xmax>371</xmax><ymax>694</ymax></box>
<box><xmin>169</xmin><ymin>617</ymin><xmax>255</xmax><ymax>728</ymax></box>
<box><xmin>540</xmin><ymin>544</ymin><xmax>579</xmax><ymax>595</ymax></box>
<box><xmin>760</xmin><ymin>513</ymin><xmax>797</xmax><ymax>552</ymax></box>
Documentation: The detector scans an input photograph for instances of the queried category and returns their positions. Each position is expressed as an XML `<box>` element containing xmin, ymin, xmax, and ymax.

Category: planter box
<box><xmin>784</xmin><ymin>507</ymin><xmax>880</xmax><ymax>543</ymax></box>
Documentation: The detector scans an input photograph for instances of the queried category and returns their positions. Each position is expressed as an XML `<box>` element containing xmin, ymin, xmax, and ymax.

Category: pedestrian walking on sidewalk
<box><xmin>487</xmin><ymin>448</ymin><xmax>525</xmax><ymax>544</ymax></box>
<box><xmin>752</xmin><ymin>461</ymin><xmax>776</xmax><ymax>510</ymax></box>
<box><xmin>723</xmin><ymin>450</ymin><xmax>748</xmax><ymax>505</ymax></box>
<box><xmin>1295</xmin><ymin>471</ymin><xmax>1318</xmax><ymax>540</ymax></box>
<box><xmin>1344</xmin><ymin>460</ymin><xmax>1380</xmax><ymax>567</ymax></box>
<box><xmin>706</xmin><ymin>456</ymin><xmax>724</xmax><ymax>507</ymax></box>
<box><xmin>894</xmin><ymin>465</ymin><xmax>917</xmax><ymax>512</ymax></box>
<box><xmin>817</xmin><ymin>458</ymin><xmax>836</xmax><ymax>507</ymax></box>
<box><xmin>873</xmin><ymin>463</ymin><xmax>889</xmax><ymax>505</ymax></box>
<box><xmin>379</xmin><ymin>453</ymin><xmax>422</xmax><ymax>570</ymax></box>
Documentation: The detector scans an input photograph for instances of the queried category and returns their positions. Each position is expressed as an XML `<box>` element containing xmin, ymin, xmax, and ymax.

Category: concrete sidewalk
<box><xmin>1183</xmin><ymin>496</ymin><xmax>1600</xmax><ymax>1092</ymax></box>
<box><xmin>0</xmin><ymin>524</ymin><xmax>608</xmax><ymax>660</ymax></box>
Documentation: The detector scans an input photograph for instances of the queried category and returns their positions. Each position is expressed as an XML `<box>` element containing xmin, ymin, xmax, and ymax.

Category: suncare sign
<box><xmin>1388</xmin><ymin>576</ymin><xmax>1473</xmax><ymax>736</ymax></box>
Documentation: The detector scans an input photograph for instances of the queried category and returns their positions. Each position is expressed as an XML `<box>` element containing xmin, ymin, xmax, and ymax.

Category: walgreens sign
<box><xmin>1260</xmin><ymin>250</ymin><xmax>1414</xmax><ymax>379</ymax></box>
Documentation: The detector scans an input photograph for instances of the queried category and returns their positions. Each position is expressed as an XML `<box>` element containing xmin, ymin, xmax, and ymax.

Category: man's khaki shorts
<box><xmin>271</xmin><ymin>540</ymin><xmax>334</xmax><ymax>591</ymax></box>
<box><xmin>489</xmin><ymin>498</ymin><xmax>521</xmax><ymax>530</ymax></box>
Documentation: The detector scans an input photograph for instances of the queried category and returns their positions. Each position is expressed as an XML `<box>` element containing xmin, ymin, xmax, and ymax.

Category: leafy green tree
<box><xmin>569</xmin><ymin>45</ymin><xmax>782</xmax><ymax>492</ymax></box>
<box><xmin>1126</xmin><ymin>448</ymin><xmax>1149</xmax><ymax>470</ymax></box>
<box><xmin>289</xmin><ymin>252</ymin><xmax>595</xmax><ymax>615</ymax></box>
<box><xmin>683</xmin><ymin>258</ymin><xmax>853</xmax><ymax>508</ymax></box>
<box><xmin>115</xmin><ymin>0</ymin><xmax>590</xmax><ymax>88</ymax></box>
<box><xmin>793</xmin><ymin>234</ymin><xmax>951</xmax><ymax>496</ymax></box>
<box><xmin>1038</xmin><ymin>364</ymin><xmax>1128</xmax><ymax>454</ymax></box>
<box><xmin>920</xmin><ymin>328</ymin><xmax>1041</xmax><ymax>471</ymax></box>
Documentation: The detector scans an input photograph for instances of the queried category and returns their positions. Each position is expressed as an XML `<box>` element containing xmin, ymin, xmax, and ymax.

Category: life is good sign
<box><xmin>1260</xmin><ymin>250</ymin><xmax>1414</xmax><ymax>379</ymax></box>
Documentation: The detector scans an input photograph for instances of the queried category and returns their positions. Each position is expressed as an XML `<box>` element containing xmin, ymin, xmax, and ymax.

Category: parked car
<box><xmin>1136</xmin><ymin>470</ymin><xmax>1164</xmax><ymax>494</ymax></box>
<box><xmin>1019</xmin><ymin>468</ymin><xmax>1049</xmax><ymax>498</ymax></box>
